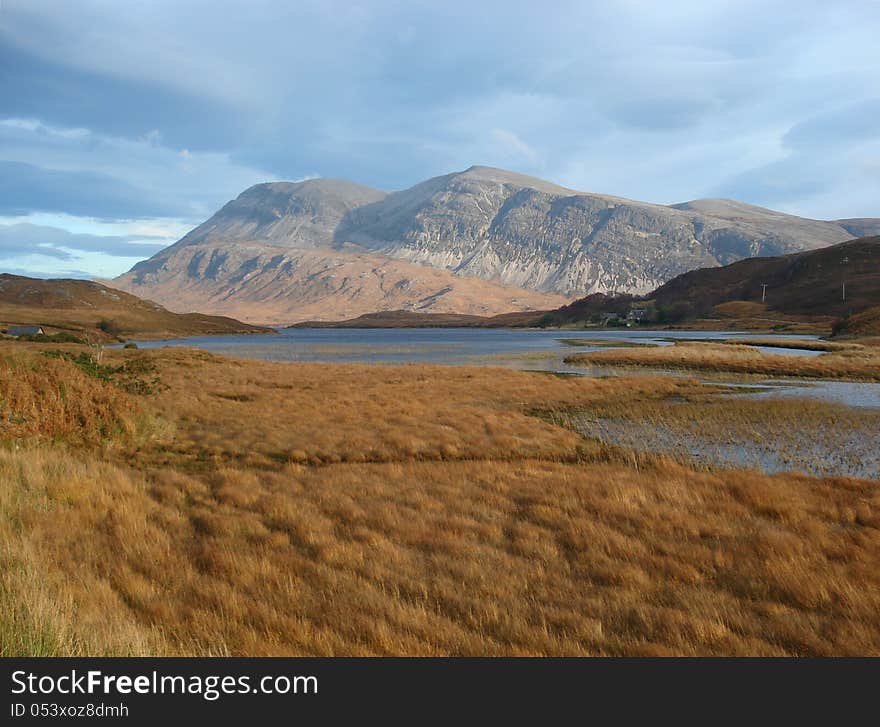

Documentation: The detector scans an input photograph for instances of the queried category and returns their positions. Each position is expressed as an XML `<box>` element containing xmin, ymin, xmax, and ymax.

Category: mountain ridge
<box><xmin>114</xmin><ymin>165</ymin><xmax>879</xmax><ymax>323</ymax></box>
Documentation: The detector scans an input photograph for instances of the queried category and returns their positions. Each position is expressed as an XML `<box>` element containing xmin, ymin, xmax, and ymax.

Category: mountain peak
<box><xmin>237</xmin><ymin>177</ymin><xmax>385</xmax><ymax>201</ymax></box>
<box><xmin>449</xmin><ymin>165</ymin><xmax>578</xmax><ymax>195</ymax></box>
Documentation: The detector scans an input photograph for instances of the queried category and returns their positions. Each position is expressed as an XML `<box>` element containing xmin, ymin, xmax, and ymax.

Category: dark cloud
<box><xmin>783</xmin><ymin>99</ymin><xmax>880</xmax><ymax>150</ymax></box>
<box><xmin>608</xmin><ymin>98</ymin><xmax>718</xmax><ymax>132</ymax></box>
<box><xmin>0</xmin><ymin>42</ymin><xmax>246</xmax><ymax>152</ymax></box>
<box><xmin>0</xmin><ymin>161</ymin><xmax>190</xmax><ymax>219</ymax></box>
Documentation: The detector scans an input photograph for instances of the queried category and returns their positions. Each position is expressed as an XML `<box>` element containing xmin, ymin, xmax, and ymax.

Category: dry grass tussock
<box><xmin>1</xmin><ymin>343</ymin><xmax>879</xmax><ymax>655</ymax></box>
<box><xmin>721</xmin><ymin>338</ymin><xmax>862</xmax><ymax>352</ymax></box>
<box><xmin>0</xmin><ymin>349</ymin><xmax>146</xmax><ymax>445</ymax></box>
<box><xmin>566</xmin><ymin>341</ymin><xmax>880</xmax><ymax>381</ymax></box>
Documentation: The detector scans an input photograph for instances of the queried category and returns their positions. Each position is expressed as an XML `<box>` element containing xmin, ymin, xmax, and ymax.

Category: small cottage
<box><xmin>626</xmin><ymin>308</ymin><xmax>648</xmax><ymax>322</ymax></box>
<box><xmin>7</xmin><ymin>325</ymin><xmax>44</xmax><ymax>337</ymax></box>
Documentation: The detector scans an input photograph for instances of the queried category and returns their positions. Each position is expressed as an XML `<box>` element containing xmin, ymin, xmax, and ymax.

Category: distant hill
<box><xmin>114</xmin><ymin>166</ymin><xmax>878</xmax><ymax>323</ymax></box>
<box><xmin>290</xmin><ymin>309</ymin><xmax>541</xmax><ymax>329</ymax></box>
<box><xmin>647</xmin><ymin>236</ymin><xmax>879</xmax><ymax>318</ymax></box>
<box><xmin>542</xmin><ymin>236</ymin><xmax>880</xmax><ymax>327</ymax></box>
<box><xmin>0</xmin><ymin>274</ymin><xmax>270</xmax><ymax>341</ymax></box>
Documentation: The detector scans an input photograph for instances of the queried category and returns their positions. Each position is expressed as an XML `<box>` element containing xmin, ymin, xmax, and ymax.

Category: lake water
<box><xmin>131</xmin><ymin>327</ymin><xmax>817</xmax><ymax>364</ymax></box>
<box><xmin>130</xmin><ymin>327</ymin><xmax>880</xmax><ymax>409</ymax></box>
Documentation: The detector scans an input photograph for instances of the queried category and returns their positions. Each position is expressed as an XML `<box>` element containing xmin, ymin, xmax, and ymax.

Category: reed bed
<box><xmin>565</xmin><ymin>342</ymin><xmax>880</xmax><ymax>381</ymax></box>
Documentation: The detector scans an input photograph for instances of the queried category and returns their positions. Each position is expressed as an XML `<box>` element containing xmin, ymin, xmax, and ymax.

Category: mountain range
<box><xmin>114</xmin><ymin>166</ymin><xmax>880</xmax><ymax>323</ymax></box>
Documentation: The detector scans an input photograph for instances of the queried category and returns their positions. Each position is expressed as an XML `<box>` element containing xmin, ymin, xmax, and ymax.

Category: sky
<box><xmin>1</xmin><ymin>0</ymin><xmax>879</xmax><ymax>278</ymax></box>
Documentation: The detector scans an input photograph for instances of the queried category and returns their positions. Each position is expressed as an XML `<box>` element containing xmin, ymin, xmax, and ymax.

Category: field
<box><xmin>1</xmin><ymin>343</ymin><xmax>879</xmax><ymax>656</ymax></box>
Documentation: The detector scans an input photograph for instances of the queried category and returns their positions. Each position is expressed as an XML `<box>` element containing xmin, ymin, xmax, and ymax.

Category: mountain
<box><xmin>341</xmin><ymin>167</ymin><xmax>862</xmax><ymax>297</ymax></box>
<box><xmin>115</xmin><ymin>166</ymin><xmax>879</xmax><ymax>322</ymax></box>
<box><xmin>0</xmin><ymin>274</ymin><xmax>270</xmax><ymax>341</ymax></box>
<box><xmin>171</xmin><ymin>178</ymin><xmax>388</xmax><ymax>250</ymax></box>
<box><xmin>115</xmin><ymin>241</ymin><xmax>566</xmax><ymax>324</ymax></box>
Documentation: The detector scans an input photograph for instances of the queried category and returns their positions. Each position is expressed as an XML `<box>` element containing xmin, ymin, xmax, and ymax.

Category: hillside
<box><xmin>114</xmin><ymin>166</ymin><xmax>878</xmax><ymax>322</ymax></box>
<box><xmin>0</xmin><ymin>274</ymin><xmax>270</xmax><ymax>341</ymax></box>
<box><xmin>836</xmin><ymin>306</ymin><xmax>880</xmax><ymax>338</ymax></box>
<box><xmin>116</xmin><ymin>241</ymin><xmax>565</xmax><ymax>325</ymax></box>
<box><xmin>291</xmin><ymin>309</ymin><xmax>542</xmax><ymax>329</ymax></box>
<box><xmin>540</xmin><ymin>237</ymin><xmax>880</xmax><ymax>328</ymax></box>
<box><xmin>648</xmin><ymin>236</ymin><xmax>880</xmax><ymax>318</ymax></box>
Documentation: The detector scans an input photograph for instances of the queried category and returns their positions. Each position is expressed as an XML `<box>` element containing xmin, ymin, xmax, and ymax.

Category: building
<box><xmin>7</xmin><ymin>325</ymin><xmax>44</xmax><ymax>337</ymax></box>
<box><xmin>626</xmin><ymin>308</ymin><xmax>648</xmax><ymax>322</ymax></box>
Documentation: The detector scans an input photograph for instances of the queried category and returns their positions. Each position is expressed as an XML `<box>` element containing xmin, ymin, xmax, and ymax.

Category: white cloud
<box><xmin>490</xmin><ymin>129</ymin><xmax>538</xmax><ymax>163</ymax></box>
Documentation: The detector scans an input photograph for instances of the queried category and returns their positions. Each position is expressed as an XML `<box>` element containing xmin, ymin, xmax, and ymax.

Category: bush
<box><xmin>97</xmin><ymin>319</ymin><xmax>120</xmax><ymax>336</ymax></box>
<box><xmin>16</xmin><ymin>332</ymin><xmax>86</xmax><ymax>344</ymax></box>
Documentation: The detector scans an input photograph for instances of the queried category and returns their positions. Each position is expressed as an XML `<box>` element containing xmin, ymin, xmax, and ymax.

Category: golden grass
<box><xmin>1</xmin><ymin>342</ymin><xmax>879</xmax><ymax>656</ymax></box>
<box><xmin>131</xmin><ymin>348</ymin><xmax>691</xmax><ymax>470</ymax></box>
<box><xmin>0</xmin><ymin>349</ymin><xmax>142</xmax><ymax>445</ymax></box>
<box><xmin>565</xmin><ymin>342</ymin><xmax>880</xmax><ymax>381</ymax></box>
<box><xmin>839</xmin><ymin>306</ymin><xmax>880</xmax><ymax>338</ymax></box>
<box><xmin>721</xmin><ymin>338</ymin><xmax>862</xmax><ymax>352</ymax></box>
<box><xmin>669</xmin><ymin>301</ymin><xmax>837</xmax><ymax>334</ymax></box>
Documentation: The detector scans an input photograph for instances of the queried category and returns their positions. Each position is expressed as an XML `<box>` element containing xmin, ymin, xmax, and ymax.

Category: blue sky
<box><xmin>1</xmin><ymin>0</ymin><xmax>879</xmax><ymax>278</ymax></box>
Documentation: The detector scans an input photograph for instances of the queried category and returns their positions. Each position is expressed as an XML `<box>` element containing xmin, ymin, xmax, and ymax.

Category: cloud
<box><xmin>783</xmin><ymin>99</ymin><xmax>880</xmax><ymax>150</ymax></box>
<box><xmin>0</xmin><ymin>0</ymin><xmax>876</xmax><ymax>283</ymax></box>
<box><xmin>0</xmin><ymin>223</ymin><xmax>169</xmax><ymax>257</ymax></box>
<box><xmin>490</xmin><ymin>129</ymin><xmax>538</xmax><ymax>163</ymax></box>
<box><xmin>0</xmin><ymin>160</ymin><xmax>195</xmax><ymax>219</ymax></box>
<box><xmin>0</xmin><ymin>118</ymin><xmax>277</xmax><ymax>220</ymax></box>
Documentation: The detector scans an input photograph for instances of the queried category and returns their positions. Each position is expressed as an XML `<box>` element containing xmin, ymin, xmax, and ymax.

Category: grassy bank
<box><xmin>1</xmin><ymin>343</ymin><xmax>879</xmax><ymax>655</ymax></box>
<box><xmin>565</xmin><ymin>342</ymin><xmax>880</xmax><ymax>381</ymax></box>
<box><xmin>720</xmin><ymin>338</ymin><xmax>863</xmax><ymax>352</ymax></box>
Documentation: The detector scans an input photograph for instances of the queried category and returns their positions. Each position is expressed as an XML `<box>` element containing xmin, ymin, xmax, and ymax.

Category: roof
<box><xmin>7</xmin><ymin>325</ymin><xmax>44</xmax><ymax>336</ymax></box>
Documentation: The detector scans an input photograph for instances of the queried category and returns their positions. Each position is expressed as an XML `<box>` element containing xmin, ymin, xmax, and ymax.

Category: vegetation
<box><xmin>549</xmin><ymin>395</ymin><xmax>880</xmax><ymax>479</ymax></box>
<box><xmin>0</xmin><ymin>273</ymin><xmax>272</xmax><ymax>342</ymax></box>
<box><xmin>565</xmin><ymin>342</ymin><xmax>880</xmax><ymax>381</ymax></box>
<box><xmin>12</xmin><ymin>332</ymin><xmax>86</xmax><ymax>344</ymax></box>
<box><xmin>834</xmin><ymin>306</ymin><xmax>880</xmax><ymax>338</ymax></box>
<box><xmin>717</xmin><ymin>338</ymin><xmax>862</xmax><ymax>352</ymax></box>
<box><xmin>1</xmin><ymin>343</ymin><xmax>878</xmax><ymax>656</ymax></box>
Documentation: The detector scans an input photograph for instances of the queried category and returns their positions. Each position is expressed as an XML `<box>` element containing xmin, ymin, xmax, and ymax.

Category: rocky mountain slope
<box><xmin>115</xmin><ymin>166</ymin><xmax>878</xmax><ymax>322</ymax></box>
<box><xmin>117</xmin><ymin>241</ymin><xmax>565</xmax><ymax>325</ymax></box>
